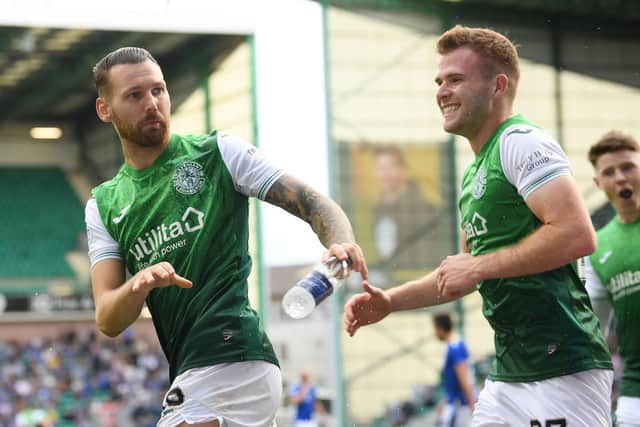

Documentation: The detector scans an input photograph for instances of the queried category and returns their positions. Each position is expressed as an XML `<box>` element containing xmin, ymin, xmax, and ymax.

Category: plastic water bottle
<box><xmin>282</xmin><ymin>257</ymin><xmax>351</xmax><ymax>319</ymax></box>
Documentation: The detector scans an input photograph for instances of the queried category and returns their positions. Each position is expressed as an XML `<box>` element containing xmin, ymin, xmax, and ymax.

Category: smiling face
<box><xmin>96</xmin><ymin>59</ymin><xmax>171</xmax><ymax>148</ymax></box>
<box><xmin>435</xmin><ymin>47</ymin><xmax>498</xmax><ymax>142</ymax></box>
<box><xmin>594</xmin><ymin>149</ymin><xmax>640</xmax><ymax>216</ymax></box>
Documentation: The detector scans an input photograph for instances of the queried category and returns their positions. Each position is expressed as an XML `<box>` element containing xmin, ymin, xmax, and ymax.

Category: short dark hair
<box><xmin>588</xmin><ymin>130</ymin><xmax>640</xmax><ymax>167</ymax></box>
<box><xmin>93</xmin><ymin>47</ymin><xmax>159</xmax><ymax>96</ymax></box>
<box><xmin>432</xmin><ymin>312</ymin><xmax>453</xmax><ymax>333</ymax></box>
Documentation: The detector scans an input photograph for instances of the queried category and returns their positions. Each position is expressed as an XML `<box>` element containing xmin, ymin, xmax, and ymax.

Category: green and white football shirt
<box><xmin>85</xmin><ymin>131</ymin><xmax>282</xmax><ymax>381</ymax></box>
<box><xmin>459</xmin><ymin>114</ymin><xmax>611</xmax><ymax>382</ymax></box>
<box><xmin>586</xmin><ymin>218</ymin><xmax>640</xmax><ymax>397</ymax></box>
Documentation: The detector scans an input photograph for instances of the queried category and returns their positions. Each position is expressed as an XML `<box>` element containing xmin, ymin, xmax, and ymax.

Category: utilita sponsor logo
<box><xmin>129</xmin><ymin>207</ymin><xmax>204</xmax><ymax>262</ymax></box>
<box><xmin>610</xmin><ymin>270</ymin><xmax>640</xmax><ymax>301</ymax></box>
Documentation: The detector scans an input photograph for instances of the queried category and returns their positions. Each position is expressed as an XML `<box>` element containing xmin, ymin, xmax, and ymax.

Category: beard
<box><xmin>444</xmin><ymin>92</ymin><xmax>493</xmax><ymax>138</ymax></box>
<box><xmin>112</xmin><ymin>111</ymin><xmax>169</xmax><ymax>148</ymax></box>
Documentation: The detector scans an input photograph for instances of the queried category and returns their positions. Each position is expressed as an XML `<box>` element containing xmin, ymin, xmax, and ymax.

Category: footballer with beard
<box><xmin>85</xmin><ymin>47</ymin><xmax>368</xmax><ymax>427</ymax></box>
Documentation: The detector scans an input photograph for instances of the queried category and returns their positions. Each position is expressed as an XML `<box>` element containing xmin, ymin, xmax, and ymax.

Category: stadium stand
<box><xmin>0</xmin><ymin>167</ymin><xmax>84</xmax><ymax>294</ymax></box>
<box><xmin>0</xmin><ymin>329</ymin><xmax>168</xmax><ymax>427</ymax></box>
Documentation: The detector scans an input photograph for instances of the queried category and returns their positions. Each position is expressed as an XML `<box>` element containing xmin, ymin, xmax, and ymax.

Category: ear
<box><xmin>593</xmin><ymin>175</ymin><xmax>601</xmax><ymax>189</ymax></box>
<box><xmin>96</xmin><ymin>97</ymin><xmax>113</xmax><ymax>123</ymax></box>
<box><xmin>495</xmin><ymin>74</ymin><xmax>509</xmax><ymax>95</ymax></box>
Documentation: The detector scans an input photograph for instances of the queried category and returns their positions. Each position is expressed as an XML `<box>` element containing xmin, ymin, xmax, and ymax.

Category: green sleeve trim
<box><xmin>257</xmin><ymin>170</ymin><xmax>285</xmax><ymax>200</ymax></box>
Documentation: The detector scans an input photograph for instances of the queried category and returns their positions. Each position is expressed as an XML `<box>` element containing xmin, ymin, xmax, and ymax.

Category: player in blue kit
<box><xmin>289</xmin><ymin>369</ymin><xmax>320</xmax><ymax>427</ymax></box>
<box><xmin>433</xmin><ymin>313</ymin><xmax>474</xmax><ymax>427</ymax></box>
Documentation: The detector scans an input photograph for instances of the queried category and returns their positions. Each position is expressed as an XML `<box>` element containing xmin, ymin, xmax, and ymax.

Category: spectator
<box><xmin>433</xmin><ymin>313</ymin><xmax>474</xmax><ymax>427</ymax></box>
<box><xmin>372</xmin><ymin>146</ymin><xmax>448</xmax><ymax>272</ymax></box>
<box><xmin>289</xmin><ymin>369</ymin><xmax>321</xmax><ymax>427</ymax></box>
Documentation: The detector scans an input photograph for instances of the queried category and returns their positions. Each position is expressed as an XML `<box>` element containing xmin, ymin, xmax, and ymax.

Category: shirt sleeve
<box><xmin>583</xmin><ymin>255</ymin><xmax>614</xmax><ymax>336</ymax></box>
<box><xmin>449</xmin><ymin>341</ymin><xmax>469</xmax><ymax>366</ymax></box>
<box><xmin>500</xmin><ymin>125</ymin><xmax>571</xmax><ymax>200</ymax></box>
<box><xmin>289</xmin><ymin>384</ymin><xmax>301</xmax><ymax>398</ymax></box>
<box><xmin>218</xmin><ymin>132</ymin><xmax>285</xmax><ymax>200</ymax></box>
<box><xmin>85</xmin><ymin>197</ymin><xmax>123</xmax><ymax>268</ymax></box>
<box><xmin>584</xmin><ymin>256</ymin><xmax>609</xmax><ymax>300</ymax></box>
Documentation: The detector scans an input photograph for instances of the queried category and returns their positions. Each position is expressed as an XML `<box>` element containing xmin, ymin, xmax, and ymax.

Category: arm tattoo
<box><xmin>264</xmin><ymin>174</ymin><xmax>355</xmax><ymax>246</ymax></box>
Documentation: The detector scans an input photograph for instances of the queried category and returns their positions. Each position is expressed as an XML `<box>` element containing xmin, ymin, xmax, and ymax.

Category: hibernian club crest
<box><xmin>173</xmin><ymin>161</ymin><xmax>205</xmax><ymax>195</ymax></box>
<box><xmin>472</xmin><ymin>165</ymin><xmax>487</xmax><ymax>200</ymax></box>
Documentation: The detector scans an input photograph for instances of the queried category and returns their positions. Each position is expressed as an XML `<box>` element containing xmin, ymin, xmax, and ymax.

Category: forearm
<box><xmin>472</xmin><ymin>176</ymin><xmax>597</xmax><ymax>282</ymax></box>
<box><xmin>95</xmin><ymin>279</ymin><xmax>147</xmax><ymax>337</ymax></box>
<box><xmin>264</xmin><ymin>175</ymin><xmax>355</xmax><ymax>246</ymax></box>
<box><xmin>454</xmin><ymin>363</ymin><xmax>475</xmax><ymax>409</ymax></box>
<box><xmin>462</xmin><ymin>381</ymin><xmax>475</xmax><ymax>410</ymax></box>
<box><xmin>389</xmin><ymin>269</ymin><xmax>458</xmax><ymax>311</ymax></box>
<box><xmin>475</xmin><ymin>222</ymin><xmax>595</xmax><ymax>281</ymax></box>
<box><xmin>308</xmin><ymin>196</ymin><xmax>356</xmax><ymax>247</ymax></box>
<box><xmin>459</xmin><ymin>371</ymin><xmax>475</xmax><ymax>409</ymax></box>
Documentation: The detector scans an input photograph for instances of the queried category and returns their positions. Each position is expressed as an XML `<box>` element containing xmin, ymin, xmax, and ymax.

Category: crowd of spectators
<box><xmin>0</xmin><ymin>329</ymin><xmax>168</xmax><ymax>427</ymax></box>
<box><xmin>0</xmin><ymin>328</ymin><xmax>625</xmax><ymax>427</ymax></box>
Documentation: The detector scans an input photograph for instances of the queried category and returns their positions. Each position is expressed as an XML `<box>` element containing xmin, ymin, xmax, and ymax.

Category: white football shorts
<box><xmin>472</xmin><ymin>369</ymin><xmax>613</xmax><ymax>427</ymax></box>
<box><xmin>616</xmin><ymin>395</ymin><xmax>640</xmax><ymax>426</ymax></box>
<box><xmin>157</xmin><ymin>360</ymin><xmax>281</xmax><ymax>427</ymax></box>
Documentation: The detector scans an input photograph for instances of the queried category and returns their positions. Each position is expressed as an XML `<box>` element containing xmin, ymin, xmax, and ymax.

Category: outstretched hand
<box><xmin>322</xmin><ymin>242</ymin><xmax>368</xmax><ymax>280</ymax></box>
<box><xmin>131</xmin><ymin>261</ymin><xmax>193</xmax><ymax>293</ymax></box>
<box><xmin>343</xmin><ymin>281</ymin><xmax>391</xmax><ymax>337</ymax></box>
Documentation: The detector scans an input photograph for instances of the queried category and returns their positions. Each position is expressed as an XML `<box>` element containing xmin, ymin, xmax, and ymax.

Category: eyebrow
<box><xmin>121</xmin><ymin>80</ymin><xmax>165</xmax><ymax>94</ymax></box>
<box><xmin>435</xmin><ymin>72</ymin><xmax>464</xmax><ymax>84</ymax></box>
<box><xmin>123</xmin><ymin>85</ymin><xmax>143</xmax><ymax>92</ymax></box>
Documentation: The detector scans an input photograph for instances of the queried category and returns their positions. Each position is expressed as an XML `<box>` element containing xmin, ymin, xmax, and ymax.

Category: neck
<box><xmin>617</xmin><ymin>208</ymin><xmax>640</xmax><ymax>224</ymax></box>
<box><xmin>469</xmin><ymin>108</ymin><xmax>514</xmax><ymax>155</ymax></box>
<box><xmin>122</xmin><ymin>137</ymin><xmax>170</xmax><ymax>169</ymax></box>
